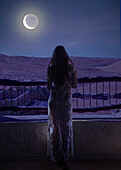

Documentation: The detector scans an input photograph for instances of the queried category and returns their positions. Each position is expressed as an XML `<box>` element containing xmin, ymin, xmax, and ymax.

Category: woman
<box><xmin>47</xmin><ymin>45</ymin><xmax>77</xmax><ymax>170</ymax></box>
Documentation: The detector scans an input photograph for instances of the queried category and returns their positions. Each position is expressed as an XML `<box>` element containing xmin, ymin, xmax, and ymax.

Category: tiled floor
<box><xmin>0</xmin><ymin>161</ymin><xmax>121</xmax><ymax>170</ymax></box>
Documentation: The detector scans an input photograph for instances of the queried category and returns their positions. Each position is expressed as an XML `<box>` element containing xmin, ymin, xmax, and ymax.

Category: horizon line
<box><xmin>0</xmin><ymin>53</ymin><xmax>120</xmax><ymax>59</ymax></box>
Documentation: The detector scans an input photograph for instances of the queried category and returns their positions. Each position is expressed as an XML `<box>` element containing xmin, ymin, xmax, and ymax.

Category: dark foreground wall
<box><xmin>0</xmin><ymin>120</ymin><xmax>121</xmax><ymax>162</ymax></box>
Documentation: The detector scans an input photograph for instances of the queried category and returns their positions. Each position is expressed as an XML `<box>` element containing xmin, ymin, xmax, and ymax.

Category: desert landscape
<box><xmin>0</xmin><ymin>54</ymin><xmax>121</xmax><ymax>81</ymax></box>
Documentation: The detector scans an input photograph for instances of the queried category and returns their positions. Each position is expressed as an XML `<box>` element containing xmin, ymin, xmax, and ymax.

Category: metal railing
<box><xmin>73</xmin><ymin>77</ymin><xmax>121</xmax><ymax>113</ymax></box>
<box><xmin>0</xmin><ymin>77</ymin><xmax>121</xmax><ymax>114</ymax></box>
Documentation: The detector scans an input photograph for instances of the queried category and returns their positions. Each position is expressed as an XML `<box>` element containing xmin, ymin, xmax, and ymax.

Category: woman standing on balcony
<box><xmin>47</xmin><ymin>45</ymin><xmax>77</xmax><ymax>170</ymax></box>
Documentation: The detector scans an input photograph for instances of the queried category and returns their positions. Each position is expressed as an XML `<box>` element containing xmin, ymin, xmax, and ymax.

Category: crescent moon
<box><xmin>23</xmin><ymin>15</ymin><xmax>36</xmax><ymax>30</ymax></box>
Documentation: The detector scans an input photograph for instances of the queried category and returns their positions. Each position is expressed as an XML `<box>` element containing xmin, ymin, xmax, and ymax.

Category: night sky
<box><xmin>0</xmin><ymin>0</ymin><xmax>120</xmax><ymax>58</ymax></box>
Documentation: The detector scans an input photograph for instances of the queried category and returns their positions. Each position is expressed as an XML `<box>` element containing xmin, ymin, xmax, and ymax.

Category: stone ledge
<box><xmin>0</xmin><ymin>121</ymin><xmax>121</xmax><ymax>161</ymax></box>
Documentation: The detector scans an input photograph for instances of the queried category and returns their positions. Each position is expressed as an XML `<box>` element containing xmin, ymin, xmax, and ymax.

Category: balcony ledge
<box><xmin>0</xmin><ymin>119</ymin><xmax>121</xmax><ymax>162</ymax></box>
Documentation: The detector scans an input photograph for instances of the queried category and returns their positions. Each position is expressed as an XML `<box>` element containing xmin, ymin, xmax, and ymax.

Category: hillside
<box><xmin>0</xmin><ymin>54</ymin><xmax>120</xmax><ymax>81</ymax></box>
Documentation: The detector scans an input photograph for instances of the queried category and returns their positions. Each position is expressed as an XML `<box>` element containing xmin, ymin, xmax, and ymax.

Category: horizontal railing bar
<box><xmin>73</xmin><ymin>104</ymin><xmax>121</xmax><ymax>113</ymax></box>
<box><xmin>0</xmin><ymin>106</ymin><xmax>48</xmax><ymax>113</ymax></box>
<box><xmin>1</xmin><ymin>76</ymin><xmax>121</xmax><ymax>86</ymax></box>
<box><xmin>77</xmin><ymin>76</ymin><xmax>121</xmax><ymax>83</ymax></box>
<box><xmin>0</xmin><ymin>104</ymin><xmax>121</xmax><ymax>113</ymax></box>
<box><xmin>0</xmin><ymin>79</ymin><xmax>47</xmax><ymax>86</ymax></box>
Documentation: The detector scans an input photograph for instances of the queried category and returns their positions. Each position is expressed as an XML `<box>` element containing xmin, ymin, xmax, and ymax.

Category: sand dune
<box><xmin>97</xmin><ymin>60</ymin><xmax>121</xmax><ymax>74</ymax></box>
<box><xmin>0</xmin><ymin>54</ymin><xmax>120</xmax><ymax>81</ymax></box>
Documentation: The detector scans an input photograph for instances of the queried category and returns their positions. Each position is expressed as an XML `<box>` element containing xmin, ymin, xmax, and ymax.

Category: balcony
<box><xmin>0</xmin><ymin>77</ymin><xmax>121</xmax><ymax>164</ymax></box>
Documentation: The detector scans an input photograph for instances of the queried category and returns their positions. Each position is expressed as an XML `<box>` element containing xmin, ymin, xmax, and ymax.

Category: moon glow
<box><xmin>23</xmin><ymin>14</ymin><xmax>39</xmax><ymax>30</ymax></box>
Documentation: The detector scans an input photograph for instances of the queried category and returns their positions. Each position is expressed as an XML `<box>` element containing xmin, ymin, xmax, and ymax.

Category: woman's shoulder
<box><xmin>49</xmin><ymin>65</ymin><xmax>56</xmax><ymax>71</ymax></box>
<box><xmin>68</xmin><ymin>64</ymin><xmax>75</xmax><ymax>72</ymax></box>
<box><xmin>47</xmin><ymin>65</ymin><xmax>55</xmax><ymax>70</ymax></box>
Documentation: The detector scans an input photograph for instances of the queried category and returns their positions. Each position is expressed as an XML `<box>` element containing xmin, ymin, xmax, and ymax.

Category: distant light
<box><xmin>23</xmin><ymin>14</ymin><xmax>39</xmax><ymax>30</ymax></box>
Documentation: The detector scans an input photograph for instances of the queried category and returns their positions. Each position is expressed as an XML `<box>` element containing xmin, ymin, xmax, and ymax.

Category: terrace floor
<box><xmin>1</xmin><ymin>161</ymin><xmax>121</xmax><ymax>170</ymax></box>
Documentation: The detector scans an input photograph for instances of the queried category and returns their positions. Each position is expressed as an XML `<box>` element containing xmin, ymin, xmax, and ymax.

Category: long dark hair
<box><xmin>48</xmin><ymin>45</ymin><xmax>75</xmax><ymax>86</ymax></box>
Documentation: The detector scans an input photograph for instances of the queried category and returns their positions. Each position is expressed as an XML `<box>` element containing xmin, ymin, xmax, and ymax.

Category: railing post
<box><xmin>115</xmin><ymin>81</ymin><xmax>117</xmax><ymax>103</ymax></box>
<box><xmin>24</xmin><ymin>86</ymin><xmax>25</xmax><ymax>106</ymax></box>
<box><xmin>10</xmin><ymin>86</ymin><xmax>12</xmax><ymax>106</ymax></box>
<box><xmin>76</xmin><ymin>87</ymin><xmax>78</xmax><ymax>108</ymax></box>
<box><xmin>96</xmin><ymin>82</ymin><xmax>98</xmax><ymax>106</ymax></box>
<box><xmin>37</xmin><ymin>85</ymin><xmax>39</xmax><ymax>102</ymax></box>
<box><xmin>89</xmin><ymin>82</ymin><xmax>91</xmax><ymax>107</ymax></box>
<box><xmin>83</xmin><ymin>82</ymin><xmax>85</xmax><ymax>107</ymax></box>
<box><xmin>17</xmin><ymin>85</ymin><xmax>19</xmax><ymax>106</ymax></box>
<box><xmin>109</xmin><ymin>81</ymin><xmax>111</xmax><ymax>104</ymax></box>
<box><xmin>102</xmin><ymin>81</ymin><xmax>104</xmax><ymax>106</ymax></box>
<box><xmin>4</xmin><ymin>85</ymin><xmax>5</xmax><ymax>106</ymax></box>
<box><xmin>30</xmin><ymin>86</ymin><xmax>32</xmax><ymax>103</ymax></box>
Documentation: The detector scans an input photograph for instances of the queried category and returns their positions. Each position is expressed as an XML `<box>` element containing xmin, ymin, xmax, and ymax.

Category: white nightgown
<box><xmin>46</xmin><ymin>64</ymin><xmax>77</xmax><ymax>162</ymax></box>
